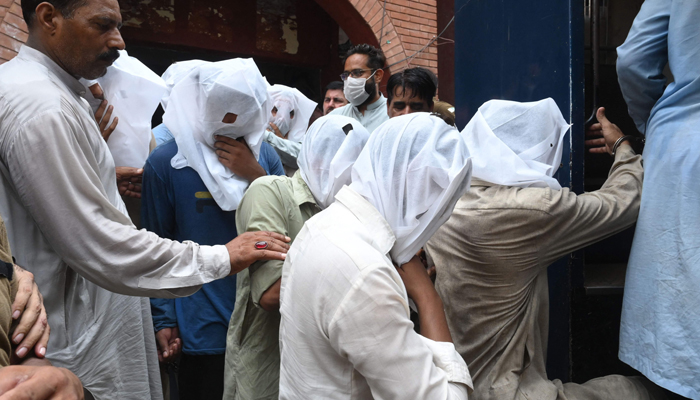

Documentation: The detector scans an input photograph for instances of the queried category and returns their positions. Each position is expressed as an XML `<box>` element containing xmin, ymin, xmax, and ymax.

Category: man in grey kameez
<box><xmin>0</xmin><ymin>0</ymin><xmax>289</xmax><ymax>398</ymax></box>
<box><xmin>426</xmin><ymin>100</ymin><xmax>665</xmax><ymax>400</ymax></box>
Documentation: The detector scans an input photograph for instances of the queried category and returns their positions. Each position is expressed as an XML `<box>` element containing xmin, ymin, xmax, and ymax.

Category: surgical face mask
<box><xmin>344</xmin><ymin>70</ymin><xmax>377</xmax><ymax>106</ymax></box>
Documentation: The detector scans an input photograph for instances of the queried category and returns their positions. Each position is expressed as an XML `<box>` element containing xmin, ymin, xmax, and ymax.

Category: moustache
<box><xmin>97</xmin><ymin>49</ymin><xmax>120</xmax><ymax>63</ymax></box>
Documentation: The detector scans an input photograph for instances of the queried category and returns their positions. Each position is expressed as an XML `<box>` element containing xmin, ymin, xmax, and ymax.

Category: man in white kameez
<box><xmin>0</xmin><ymin>1</ymin><xmax>290</xmax><ymax>399</ymax></box>
<box><xmin>279</xmin><ymin>113</ymin><xmax>473</xmax><ymax>399</ymax></box>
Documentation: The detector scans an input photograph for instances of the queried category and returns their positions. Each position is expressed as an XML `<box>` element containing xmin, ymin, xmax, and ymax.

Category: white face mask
<box><xmin>343</xmin><ymin>70</ymin><xmax>376</xmax><ymax>106</ymax></box>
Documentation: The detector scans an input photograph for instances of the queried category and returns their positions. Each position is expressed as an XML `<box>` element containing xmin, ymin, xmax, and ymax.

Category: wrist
<box><xmin>611</xmin><ymin>135</ymin><xmax>634</xmax><ymax>156</ymax></box>
<box><xmin>411</xmin><ymin>286</ymin><xmax>442</xmax><ymax>309</ymax></box>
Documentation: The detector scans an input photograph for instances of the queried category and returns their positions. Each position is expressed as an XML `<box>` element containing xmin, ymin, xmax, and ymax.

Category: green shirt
<box><xmin>224</xmin><ymin>171</ymin><xmax>320</xmax><ymax>400</ymax></box>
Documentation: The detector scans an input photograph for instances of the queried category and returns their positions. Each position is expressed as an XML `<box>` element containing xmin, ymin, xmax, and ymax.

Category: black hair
<box><xmin>22</xmin><ymin>0</ymin><xmax>89</xmax><ymax>29</ymax></box>
<box><xmin>386</xmin><ymin>67</ymin><xmax>437</xmax><ymax>106</ymax></box>
<box><xmin>342</xmin><ymin>44</ymin><xmax>386</xmax><ymax>71</ymax></box>
<box><xmin>325</xmin><ymin>81</ymin><xmax>344</xmax><ymax>92</ymax></box>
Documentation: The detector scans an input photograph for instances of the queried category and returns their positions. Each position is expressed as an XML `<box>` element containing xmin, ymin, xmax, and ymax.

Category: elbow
<box><xmin>259</xmin><ymin>296</ymin><xmax>280</xmax><ymax>312</ymax></box>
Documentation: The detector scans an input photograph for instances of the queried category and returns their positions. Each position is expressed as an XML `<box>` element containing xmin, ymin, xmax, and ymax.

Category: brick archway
<box><xmin>312</xmin><ymin>0</ymin><xmax>438</xmax><ymax>77</ymax></box>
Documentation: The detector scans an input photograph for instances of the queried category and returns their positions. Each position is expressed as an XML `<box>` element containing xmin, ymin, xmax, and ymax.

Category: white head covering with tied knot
<box><xmin>297</xmin><ymin>115</ymin><xmax>371</xmax><ymax>209</ymax></box>
<box><xmin>461</xmin><ymin>98</ymin><xmax>570</xmax><ymax>190</ymax></box>
<box><xmin>349</xmin><ymin>113</ymin><xmax>473</xmax><ymax>265</ymax></box>
<box><xmin>163</xmin><ymin>58</ymin><xmax>271</xmax><ymax>211</ymax></box>
<box><xmin>267</xmin><ymin>84</ymin><xmax>317</xmax><ymax>142</ymax></box>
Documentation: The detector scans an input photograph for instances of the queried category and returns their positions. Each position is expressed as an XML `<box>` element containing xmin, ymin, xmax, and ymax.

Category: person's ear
<box><xmin>375</xmin><ymin>68</ymin><xmax>385</xmax><ymax>85</ymax></box>
<box><xmin>34</xmin><ymin>3</ymin><xmax>61</xmax><ymax>36</ymax></box>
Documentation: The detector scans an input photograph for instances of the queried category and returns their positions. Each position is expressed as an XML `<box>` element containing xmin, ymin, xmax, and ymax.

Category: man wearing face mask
<box><xmin>330</xmin><ymin>44</ymin><xmax>390</xmax><ymax>133</ymax></box>
<box><xmin>143</xmin><ymin>59</ymin><xmax>285</xmax><ymax>400</ymax></box>
<box><xmin>263</xmin><ymin>84</ymin><xmax>317</xmax><ymax>176</ymax></box>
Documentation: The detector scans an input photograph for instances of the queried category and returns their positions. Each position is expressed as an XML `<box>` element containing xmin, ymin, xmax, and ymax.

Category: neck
<box><xmin>25</xmin><ymin>35</ymin><xmax>76</xmax><ymax>78</ymax></box>
<box><xmin>357</xmin><ymin>91</ymin><xmax>381</xmax><ymax>115</ymax></box>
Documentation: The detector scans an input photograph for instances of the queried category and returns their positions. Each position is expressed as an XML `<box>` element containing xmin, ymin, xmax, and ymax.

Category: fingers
<box><xmin>588</xmin><ymin>147</ymin><xmax>610</xmax><ymax>154</ymax></box>
<box><xmin>89</xmin><ymin>83</ymin><xmax>104</xmax><ymax>100</ymax></box>
<box><xmin>103</xmin><ymin>116</ymin><xmax>118</xmax><ymax>141</ymax></box>
<box><xmin>584</xmin><ymin>138</ymin><xmax>606</xmax><ymax>146</ymax></box>
<box><xmin>12</xmin><ymin>282</ymin><xmax>42</xmax><ymax>352</ymax></box>
<box><xmin>99</xmin><ymin>105</ymin><xmax>114</xmax><ymax>132</ymax></box>
<box><xmin>260</xmin><ymin>231</ymin><xmax>292</xmax><ymax>244</ymax></box>
<box><xmin>255</xmin><ymin>250</ymin><xmax>287</xmax><ymax>263</ymax></box>
<box><xmin>16</xmin><ymin>303</ymin><xmax>48</xmax><ymax>359</ymax></box>
<box><xmin>10</xmin><ymin>266</ymin><xmax>33</xmax><ymax>324</ymax></box>
<box><xmin>155</xmin><ymin>331</ymin><xmax>170</xmax><ymax>362</ymax></box>
<box><xmin>34</xmin><ymin>322</ymin><xmax>50</xmax><ymax>359</ymax></box>
<box><xmin>596</xmin><ymin>107</ymin><xmax>609</xmax><ymax>126</ymax></box>
<box><xmin>94</xmin><ymin>100</ymin><xmax>108</xmax><ymax>123</ymax></box>
<box><xmin>215</xmin><ymin>135</ymin><xmax>240</xmax><ymax>148</ymax></box>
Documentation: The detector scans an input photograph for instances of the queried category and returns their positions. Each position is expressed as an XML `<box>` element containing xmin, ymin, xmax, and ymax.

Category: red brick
<box><xmin>0</xmin><ymin>20</ymin><xmax>27</xmax><ymax>41</ymax></box>
<box><xmin>8</xmin><ymin>1</ymin><xmax>20</xmax><ymax>16</ymax></box>
<box><xmin>3</xmin><ymin>12</ymin><xmax>27</xmax><ymax>32</ymax></box>
<box><xmin>358</xmin><ymin>0</ymin><xmax>373</xmax><ymax>17</ymax></box>
<box><xmin>0</xmin><ymin>0</ymin><xmax>12</xmax><ymax>8</ymax></box>
<box><xmin>419</xmin><ymin>24</ymin><xmax>436</xmax><ymax>33</ymax></box>
<box><xmin>429</xmin><ymin>60</ymin><xmax>438</xmax><ymax>68</ymax></box>
<box><xmin>418</xmin><ymin>0</ymin><xmax>436</xmax><ymax>5</ymax></box>
<box><xmin>388</xmin><ymin>10</ymin><xmax>410</xmax><ymax>22</ymax></box>
<box><xmin>0</xmin><ymin>6</ymin><xmax>7</xmax><ymax>20</ymax></box>
<box><xmin>0</xmin><ymin>31</ymin><xmax>22</xmax><ymax>51</ymax></box>
<box><xmin>0</xmin><ymin>44</ymin><xmax>17</xmax><ymax>62</ymax></box>
<box><xmin>388</xmin><ymin>0</ymin><xmax>410</xmax><ymax>8</ymax></box>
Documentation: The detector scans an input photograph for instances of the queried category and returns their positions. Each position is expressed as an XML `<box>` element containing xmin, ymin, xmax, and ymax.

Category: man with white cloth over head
<box><xmin>224</xmin><ymin>115</ymin><xmax>370</xmax><ymax>400</ymax></box>
<box><xmin>145</xmin><ymin>58</ymin><xmax>285</xmax><ymax>399</ymax></box>
<box><xmin>263</xmin><ymin>84</ymin><xmax>317</xmax><ymax>176</ymax></box>
<box><xmin>425</xmin><ymin>99</ymin><xmax>664</xmax><ymax>400</ymax></box>
<box><xmin>279</xmin><ymin>113</ymin><xmax>473</xmax><ymax>399</ymax></box>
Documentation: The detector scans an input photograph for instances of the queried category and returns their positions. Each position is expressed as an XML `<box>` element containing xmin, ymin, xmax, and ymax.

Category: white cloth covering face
<box><xmin>462</xmin><ymin>98</ymin><xmax>570</xmax><ymax>190</ymax></box>
<box><xmin>349</xmin><ymin>113</ymin><xmax>472</xmax><ymax>265</ymax></box>
<box><xmin>297</xmin><ymin>115</ymin><xmax>370</xmax><ymax>209</ymax></box>
<box><xmin>267</xmin><ymin>84</ymin><xmax>317</xmax><ymax>142</ymax></box>
<box><xmin>161</xmin><ymin>59</ymin><xmax>207</xmax><ymax>111</ymax></box>
<box><xmin>163</xmin><ymin>58</ymin><xmax>270</xmax><ymax>211</ymax></box>
<box><xmin>80</xmin><ymin>50</ymin><xmax>167</xmax><ymax>168</ymax></box>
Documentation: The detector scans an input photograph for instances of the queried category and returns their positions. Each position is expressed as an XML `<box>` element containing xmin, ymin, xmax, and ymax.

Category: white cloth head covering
<box><xmin>297</xmin><ymin>115</ymin><xmax>370</xmax><ymax>209</ymax></box>
<box><xmin>350</xmin><ymin>113</ymin><xmax>472</xmax><ymax>265</ymax></box>
<box><xmin>80</xmin><ymin>50</ymin><xmax>167</xmax><ymax>168</ymax></box>
<box><xmin>267</xmin><ymin>84</ymin><xmax>317</xmax><ymax>142</ymax></box>
<box><xmin>163</xmin><ymin>58</ymin><xmax>271</xmax><ymax>211</ymax></box>
<box><xmin>161</xmin><ymin>59</ymin><xmax>207</xmax><ymax>111</ymax></box>
<box><xmin>462</xmin><ymin>98</ymin><xmax>570</xmax><ymax>189</ymax></box>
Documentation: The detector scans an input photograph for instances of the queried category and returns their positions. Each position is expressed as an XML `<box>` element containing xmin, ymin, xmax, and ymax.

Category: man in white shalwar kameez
<box><xmin>0</xmin><ymin>1</ymin><xmax>289</xmax><ymax>398</ymax></box>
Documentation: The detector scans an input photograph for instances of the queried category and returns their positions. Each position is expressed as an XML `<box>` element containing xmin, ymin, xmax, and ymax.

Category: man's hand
<box><xmin>269</xmin><ymin>123</ymin><xmax>286</xmax><ymax>139</ymax></box>
<box><xmin>585</xmin><ymin>107</ymin><xmax>627</xmax><ymax>155</ymax></box>
<box><xmin>0</xmin><ymin>365</ymin><xmax>83</xmax><ymax>399</ymax></box>
<box><xmin>226</xmin><ymin>232</ymin><xmax>291</xmax><ymax>276</ymax></box>
<box><xmin>94</xmin><ymin>100</ymin><xmax>118</xmax><ymax>142</ymax></box>
<box><xmin>214</xmin><ymin>136</ymin><xmax>267</xmax><ymax>183</ymax></box>
<box><xmin>155</xmin><ymin>327</ymin><xmax>181</xmax><ymax>364</ymax></box>
<box><xmin>10</xmin><ymin>266</ymin><xmax>49</xmax><ymax>361</ymax></box>
<box><xmin>116</xmin><ymin>167</ymin><xmax>143</xmax><ymax>199</ymax></box>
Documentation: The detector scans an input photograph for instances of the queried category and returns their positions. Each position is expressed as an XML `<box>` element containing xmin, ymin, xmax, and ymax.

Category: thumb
<box><xmin>156</xmin><ymin>331</ymin><xmax>169</xmax><ymax>355</ymax></box>
<box><xmin>596</xmin><ymin>107</ymin><xmax>609</xmax><ymax>126</ymax></box>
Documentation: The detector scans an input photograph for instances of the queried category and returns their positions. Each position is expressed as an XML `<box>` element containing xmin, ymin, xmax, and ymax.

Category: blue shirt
<box><xmin>617</xmin><ymin>1</ymin><xmax>700</xmax><ymax>398</ymax></box>
<box><xmin>146</xmin><ymin>139</ymin><xmax>285</xmax><ymax>355</ymax></box>
<box><xmin>152</xmin><ymin>123</ymin><xmax>174</xmax><ymax>147</ymax></box>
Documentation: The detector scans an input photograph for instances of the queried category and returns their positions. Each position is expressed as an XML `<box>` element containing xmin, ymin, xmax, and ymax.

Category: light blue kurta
<box><xmin>329</xmin><ymin>94</ymin><xmax>389</xmax><ymax>133</ymax></box>
<box><xmin>617</xmin><ymin>1</ymin><xmax>700</xmax><ymax>398</ymax></box>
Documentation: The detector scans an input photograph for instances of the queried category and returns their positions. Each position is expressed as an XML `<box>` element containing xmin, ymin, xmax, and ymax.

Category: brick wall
<box><xmin>0</xmin><ymin>0</ymin><xmax>27</xmax><ymax>64</ymax></box>
<box><xmin>0</xmin><ymin>0</ymin><xmax>439</xmax><ymax>75</ymax></box>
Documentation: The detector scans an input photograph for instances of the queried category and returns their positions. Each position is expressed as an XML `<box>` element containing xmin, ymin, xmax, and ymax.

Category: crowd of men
<box><xmin>0</xmin><ymin>0</ymin><xmax>696</xmax><ymax>399</ymax></box>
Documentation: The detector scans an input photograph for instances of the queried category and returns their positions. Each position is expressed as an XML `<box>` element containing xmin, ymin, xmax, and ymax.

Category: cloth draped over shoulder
<box><xmin>80</xmin><ymin>50</ymin><xmax>167</xmax><ymax>168</ymax></box>
<box><xmin>298</xmin><ymin>115</ymin><xmax>371</xmax><ymax>209</ymax></box>
<box><xmin>349</xmin><ymin>112</ymin><xmax>472</xmax><ymax>265</ymax></box>
<box><xmin>461</xmin><ymin>98</ymin><xmax>570</xmax><ymax>190</ymax></box>
<box><xmin>164</xmin><ymin>58</ymin><xmax>271</xmax><ymax>211</ymax></box>
<box><xmin>267</xmin><ymin>84</ymin><xmax>317</xmax><ymax>142</ymax></box>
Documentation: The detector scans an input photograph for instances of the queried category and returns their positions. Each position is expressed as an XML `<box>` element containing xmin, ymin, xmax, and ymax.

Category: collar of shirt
<box><xmin>334</xmin><ymin>186</ymin><xmax>395</xmax><ymax>256</ymax></box>
<box><xmin>291</xmin><ymin>170</ymin><xmax>318</xmax><ymax>207</ymax></box>
<box><xmin>17</xmin><ymin>45</ymin><xmax>87</xmax><ymax>97</ymax></box>
<box><xmin>365</xmin><ymin>94</ymin><xmax>386</xmax><ymax>111</ymax></box>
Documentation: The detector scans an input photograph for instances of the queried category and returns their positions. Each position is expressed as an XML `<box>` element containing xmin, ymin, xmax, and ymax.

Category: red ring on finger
<box><xmin>255</xmin><ymin>241</ymin><xmax>268</xmax><ymax>249</ymax></box>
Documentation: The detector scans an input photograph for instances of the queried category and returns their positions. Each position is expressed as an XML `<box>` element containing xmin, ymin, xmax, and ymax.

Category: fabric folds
<box><xmin>297</xmin><ymin>115</ymin><xmax>371</xmax><ymax>209</ymax></box>
<box><xmin>462</xmin><ymin>98</ymin><xmax>570</xmax><ymax>190</ymax></box>
<box><xmin>349</xmin><ymin>113</ymin><xmax>472</xmax><ymax>265</ymax></box>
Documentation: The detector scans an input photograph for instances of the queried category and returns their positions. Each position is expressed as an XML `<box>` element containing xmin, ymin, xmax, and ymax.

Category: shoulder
<box><xmin>242</xmin><ymin>175</ymin><xmax>293</xmax><ymax>206</ymax></box>
<box><xmin>0</xmin><ymin>58</ymin><xmax>65</xmax><ymax>126</ymax></box>
<box><xmin>146</xmin><ymin>141</ymin><xmax>178</xmax><ymax>171</ymax></box>
<box><xmin>329</xmin><ymin>104</ymin><xmax>352</xmax><ymax>116</ymax></box>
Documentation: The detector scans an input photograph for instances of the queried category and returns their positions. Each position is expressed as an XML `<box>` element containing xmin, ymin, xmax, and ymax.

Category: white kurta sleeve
<box><xmin>264</xmin><ymin>130</ymin><xmax>301</xmax><ymax>169</ymax></box>
<box><xmin>4</xmin><ymin>109</ymin><xmax>230</xmax><ymax>298</ymax></box>
<box><xmin>328</xmin><ymin>265</ymin><xmax>471</xmax><ymax>399</ymax></box>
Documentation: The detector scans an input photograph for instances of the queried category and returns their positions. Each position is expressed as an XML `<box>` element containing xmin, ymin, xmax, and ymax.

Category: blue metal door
<box><xmin>453</xmin><ymin>0</ymin><xmax>585</xmax><ymax>381</ymax></box>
